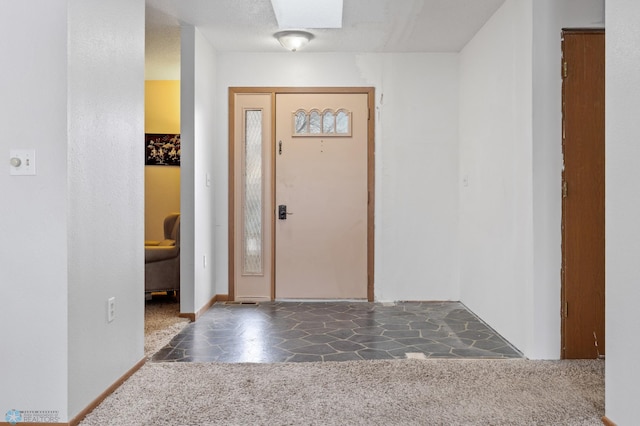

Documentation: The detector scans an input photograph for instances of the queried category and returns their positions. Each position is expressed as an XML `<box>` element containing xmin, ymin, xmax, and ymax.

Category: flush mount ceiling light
<box><xmin>274</xmin><ymin>30</ymin><xmax>314</xmax><ymax>52</ymax></box>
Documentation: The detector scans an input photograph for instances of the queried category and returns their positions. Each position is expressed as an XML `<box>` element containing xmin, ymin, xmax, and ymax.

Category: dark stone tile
<box><xmin>294</xmin><ymin>321</ymin><xmax>328</xmax><ymax>330</ymax></box>
<box><xmin>433</xmin><ymin>337</ymin><xmax>475</xmax><ymax>349</ymax></box>
<box><xmin>348</xmin><ymin>334</ymin><xmax>392</xmax><ymax>344</ymax></box>
<box><xmin>329</xmin><ymin>340</ymin><xmax>367</xmax><ymax>352</ymax></box>
<box><xmin>327</xmin><ymin>329</ymin><xmax>355</xmax><ymax>339</ymax></box>
<box><xmin>323</xmin><ymin>352</ymin><xmax>363</xmax><ymax>362</ymax></box>
<box><xmin>329</xmin><ymin>313</ymin><xmax>359</xmax><ymax>321</ymax></box>
<box><xmin>456</xmin><ymin>330</ymin><xmax>493</xmax><ymax>340</ymax></box>
<box><xmin>352</xmin><ymin>318</ymin><xmax>380</xmax><ymax>328</ymax></box>
<box><xmin>382</xmin><ymin>329</ymin><xmax>421</xmax><ymax>338</ymax></box>
<box><xmin>148</xmin><ymin>301</ymin><xmax>522</xmax><ymax>364</ymax></box>
<box><xmin>357</xmin><ymin>349</ymin><xmax>395</xmax><ymax>360</ymax></box>
<box><xmin>379</xmin><ymin>323</ymin><xmax>411</xmax><ymax>331</ymax></box>
<box><xmin>276</xmin><ymin>338</ymin><xmax>311</xmax><ymax>350</ymax></box>
<box><xmin>288</xmin><ymin>354</ymin><xmax>323</xmax><ymax>362</ymax></box>
<box><xmin>396</xmin><ymin>337</ymin><xmax>435</xmax><ymax>346</ymax></box>
<box><xmin>473</xmin><ymin>339</ymin><xmax>507</xmax><ymax>351</ymax></box>
<box><xmin>353</xmin><ymin>326</ymin><xmax>385</xmax><ymax>336</ymax></box>
<box><xmin>291</xmin><ymin>344</ymin><xmax>338</xmax><ymax>355</ymax></box>
<box><xmin>411</xmin><ymin>342</ymin><xmax>454</xmax><ymax>353</ymax></box>
<box><xmin>324</xmin><ymin>320</ymin><xmax>360</xmax><ymax>329</ymax></box>
<box><xmin>364</xmin><ymin>340</ymin><xmax>407</xmax><ymax>351</ymax></box>
<box><xmin>268</xmin><ymin>329</ymin><xmax>309</xmax><ymax>339</ymax></box>
<box><xmin>303</xmin><ymin>334</ymin><xmax>338</xmax><ymax>344</ymax></box>
<box><xmin>409</xmin><ymin>321</ymin><xmax>441</xmax><ymax>331</ymax></box>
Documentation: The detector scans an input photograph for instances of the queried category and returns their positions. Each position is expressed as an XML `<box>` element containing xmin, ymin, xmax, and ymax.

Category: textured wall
<box><xmin>606</xmin><ymin>0</ymin><xmax>640</xmax><ymax>422</ymax></box>
<box><xmin>458</xmin><ymin>0</ymin><xmax>534</xmax><ymax>355</ymax></box>
<box><xmin>0</xmin><ymin>0</ymin><xmax>70</xmax><ymax>420</ymax></box>
<box><xmin>67</xmin><ymin>0</ymin><xmax>145</xmax><ymax>418</ymax></box>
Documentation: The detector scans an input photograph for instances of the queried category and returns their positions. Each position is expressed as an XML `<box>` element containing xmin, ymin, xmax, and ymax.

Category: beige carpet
<box><xmin>144</xmin><ymin>294</ymin><xmax>189</xmax><ymax>357</ymax></box>
<box><xmin>80</xmin><ymin>358</ymin><xmax>603</xmax><ymax>425</ymax></box>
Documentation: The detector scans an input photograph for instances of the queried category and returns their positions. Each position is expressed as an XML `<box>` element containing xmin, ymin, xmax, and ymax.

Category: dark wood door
<box><xmin>561</xmin><ymin>30</ymin><xmax>605</xmax><ymax>359</ymax></box>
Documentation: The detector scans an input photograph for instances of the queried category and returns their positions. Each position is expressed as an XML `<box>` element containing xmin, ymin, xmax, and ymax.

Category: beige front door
<box><xmin>230</xmin><ymin>88</ymin><xmax>373</xmax><ymax>302</ymax></box>
<box><xmin>274</xmin><ymin>93</ymin><xmax>369</xmax><ymax>299</ymax></box>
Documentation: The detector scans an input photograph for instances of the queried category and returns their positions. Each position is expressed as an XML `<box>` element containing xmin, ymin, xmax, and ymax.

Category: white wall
<box><xmin>459</xmin><ymin>0</ymin><xmax>534</xmax><ymax>355</ymax></box>
<box><xmin>0</xmin><ymin>1</ymin><xmax>70</xmax><ymax>420</ymax></box>
<box><xmin>0</xmin><ymin>0</ymin><xmax>145</xmax><ymax>421</ymax></box>
<box><xmin>606</xmin><ymin>0</ymin><xmax>640</xmax><ymax>422</ymax></box>
<box><xmin>214</xmin><ymin>52</ymin><xmax>460</xmax><ymax>302</ymax></box>
<box><xmin>181</xmin><ymin>26</ymin><xmax>217</xmax><ymax>313</ymax></box>
<box><xmin>67</xmin><ymin>0</ymin><xmax>145</xmax><ymax>418</ymax></box>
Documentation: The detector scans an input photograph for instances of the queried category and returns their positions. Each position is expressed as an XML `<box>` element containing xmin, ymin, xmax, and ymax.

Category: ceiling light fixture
<box><xmin>274</xmin><ymin>30</ymin><xmax>314</xmax><ymax>52</ymax></box>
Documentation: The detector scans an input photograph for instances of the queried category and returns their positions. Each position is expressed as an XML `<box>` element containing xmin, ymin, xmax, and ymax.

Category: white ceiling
<box><xmin>145</xmin><ymin>0</ymin><xmax>506</xmax><ymax>77</ymax></box>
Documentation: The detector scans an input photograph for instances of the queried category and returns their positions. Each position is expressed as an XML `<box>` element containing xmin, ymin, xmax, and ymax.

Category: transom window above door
<box><xmin>293</xmin><ymin>108</ymin><xmax>352</xmax><ymax>137</ymax></box>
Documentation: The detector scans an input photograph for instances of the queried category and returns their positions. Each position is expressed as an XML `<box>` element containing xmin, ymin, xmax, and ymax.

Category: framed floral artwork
<box><xmin>145</xmin><ymin>134</ymin><xmax>181</xmax><ymax>166</ymax></box>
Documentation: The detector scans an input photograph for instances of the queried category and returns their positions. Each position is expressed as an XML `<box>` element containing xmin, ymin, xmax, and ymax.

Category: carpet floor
<box><xmin>81</xmin><ymin>298</ymin><xmax>604</xmax><ymax>425</ymax></box>
<box><xmin>80</xmin><ymin>358</ymin><xmax>604</xmax><ymax>425</ymax></box>
<box><xmin>144</xmin><ymin>295</ymin><xmax>190</xmax><ymax>358</ymax></box>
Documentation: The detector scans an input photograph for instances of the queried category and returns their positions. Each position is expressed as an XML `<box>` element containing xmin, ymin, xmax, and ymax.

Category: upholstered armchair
<box><xmin>145</xmin><ymin>213</ymin><xmax>180</xmax><ymax>297</ymax></box>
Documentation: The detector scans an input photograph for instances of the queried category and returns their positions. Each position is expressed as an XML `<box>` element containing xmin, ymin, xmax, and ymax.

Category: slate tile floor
<box><xmin>152</xmin><ymin>301</ymin><xmax>522</xmax><ymax>363</ymax></box>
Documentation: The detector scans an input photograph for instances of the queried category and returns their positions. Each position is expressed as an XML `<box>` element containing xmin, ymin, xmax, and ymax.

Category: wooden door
<box><xmin>275</xmin><ymin>93</ymin><xmax>369</xmax><ymax>299</ymax></box>
<box><xmin>561</xmin><ymin>30</ymin><xmax>605</xmax><ymax>359</ymax></box>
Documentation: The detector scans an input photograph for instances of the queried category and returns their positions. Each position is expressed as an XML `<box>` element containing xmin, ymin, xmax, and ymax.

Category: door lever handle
<box><xmin>278</xmin><ymin>205</ymin><xmax>293</xmax><ymax>220</ymax></box>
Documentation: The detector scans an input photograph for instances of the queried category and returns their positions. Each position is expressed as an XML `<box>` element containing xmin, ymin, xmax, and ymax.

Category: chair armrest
<box><xmin>145</xmin><ymin>246</ymin><xmax>179</xmax><ymax>263</ymax></box>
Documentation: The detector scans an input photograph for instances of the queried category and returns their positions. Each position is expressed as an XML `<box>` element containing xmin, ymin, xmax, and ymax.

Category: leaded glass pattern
<box><xmin>309</xmin><ymin>110</ymin><xmax>321</xmax><ymax>134</ymax></box>
<box><xmin>243</xmin><ymin>110</ymin><xmax>263</xmax><ymax>275</ymax></box>
<box><xmin>336</xmin><ymin>110</ymin><xmax>349</xmax><ymax>134</ymax></box>
<box><xmin>295</xmin><ymin>110</ymin><xmax>307</xmax><ymax>134</ymax></box>
<box><xmin>292</xmin><ymin>108</ymin><xmax>352</xmax><ymax>137</ymax></box>
<box><xmin>323</xmin><ymin>111</ymin><xmax>335</xmax><ymax>133</ymax></box>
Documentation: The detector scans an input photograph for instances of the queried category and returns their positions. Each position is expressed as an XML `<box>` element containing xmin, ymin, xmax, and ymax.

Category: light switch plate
<box><xmin>9</xmin><ymin>149</ymin><xmax>36</xmax><ymax>176</ymax></box>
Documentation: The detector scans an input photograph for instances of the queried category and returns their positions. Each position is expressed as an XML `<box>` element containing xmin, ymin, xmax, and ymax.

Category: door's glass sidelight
<box><xmin>243</xmin><ymin>109</ymin><xmax>264</xmax><ymax>275</ymax></box>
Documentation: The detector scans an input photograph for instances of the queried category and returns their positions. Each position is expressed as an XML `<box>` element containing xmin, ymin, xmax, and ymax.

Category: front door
<box><xmin>561</xmin><ymin>30</ymin><xmax>605</xmax><ymax>359</ymax></box>
<box><xmin>229</xmin><ymin>88</ymin><xmax>374</xmax><ymax>302</ymax></box>
<box><xmin>275</xmin><ymin>93</ymin><xmax>369</xmax><ymax>299</ymax></box>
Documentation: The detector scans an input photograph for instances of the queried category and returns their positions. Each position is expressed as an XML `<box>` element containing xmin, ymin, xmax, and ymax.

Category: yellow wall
<box><xmin>145</xmin><ymin>80</ymin><xmax>181</xmax><ymax>241</ymax></box>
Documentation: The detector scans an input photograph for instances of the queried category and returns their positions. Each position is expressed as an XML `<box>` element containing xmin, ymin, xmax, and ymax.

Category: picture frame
<box><xmin>145</xmin><ymin>133</ymin><xmax>181</xmax><ymax>166</ymax></box>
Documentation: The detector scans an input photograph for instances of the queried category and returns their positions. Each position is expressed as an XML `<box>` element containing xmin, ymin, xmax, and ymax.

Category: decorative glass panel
<box><xmin>292</xmin><ymin>108</ymin><xmax>352</xmax><ymax>137</ymax></box>
<box><xmin>309</xmin><ymin>110</ymin><xmax>321</xmax><ymax>134</ymax></box>
<box><xmin>243</xmin><ymin>110</ymin><xmax>263</xmax><ymax>275</ymax></box>
<box><xmin>336</xmin><ymin>110</ymin><xmax>349</xmax><ymax>134</ymax></box>
<box><xmin>295</xmin><ymin>110</ymin><xmax>307</xmax><ymax>134</ymax></box>
<box><xmin>323</xmin><ymin>110</ymin><xmax>335</xmax><ymax>134</ymax></box>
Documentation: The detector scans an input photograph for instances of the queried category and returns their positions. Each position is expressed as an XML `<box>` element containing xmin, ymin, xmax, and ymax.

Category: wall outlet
<box><xmin>107</xmin><ymin>297</ymin><xmax>116</xmax><ymax>323</ymax></box>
